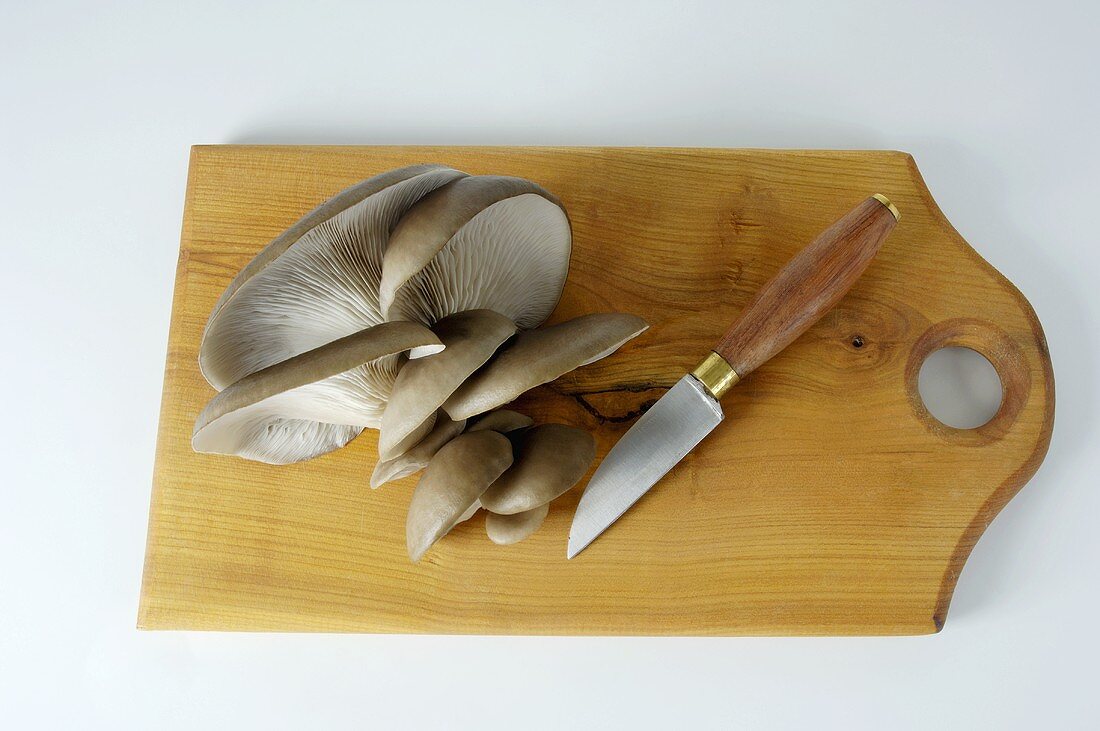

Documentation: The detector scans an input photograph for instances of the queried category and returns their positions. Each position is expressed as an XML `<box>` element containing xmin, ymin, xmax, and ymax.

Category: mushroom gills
<box><xmin>444</xmin><ymin>313</ymin><xmax>649</xmax><ymax>420</ymax></box>
<box><xmin>193</xmin><ymin>322</ymin><xmax>443</xmax><ymax>465</ymax></box>
<box><xmin>200</xmin><ymin>165</ymin><xmax>463</xmax><ymax>390</ymax></box>
<box><xmin>380</xmin><ymin>175</ymin><xmax>571</xmax><ymax>329</ymax></box>
<box><xmin>206</xmin><ymin>165</ymin><xmax>463</xmax><ymax>326</ymax></box>
<box><xmin>479</xmin><ymin>424</ymin><xmax>596</xmax><ymax>515</ymax></box>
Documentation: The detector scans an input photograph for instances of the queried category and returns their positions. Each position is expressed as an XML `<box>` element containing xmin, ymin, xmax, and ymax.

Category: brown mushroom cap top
<box><xmin>443</xmin><ymin>313</ymin><xmax>649</xmax><ymax>420</ymax></box>
<box><xmin>378</xmin><ymin>309</ymin><xmax>516</xmax><ymax>460</ymax></box>
<box><xmin>192</xmin><ymin>321</ymin><xmax>443</xmax><ymax>465</ymax></box>
<box><xmin>380</xmin><ymin>411</ymin><xmax>437</xmax><ymax>464</ymax></box>
<box><xmin>199</xmin><ymin>165</ymin><xmax>464</xmax><ymax>390</ymax></box>
<box><xmin>370</xmin><ymin>411</ymin><xmax>466</xmax><ymax>490</ymax></box>
<box><xmin>406</xmin><ymin>430</ymin><xmax>513</xmax><ymax>562</ymax></box>
<box><xmin>479</xmin><ymin>424</ymin><xmax>596</xmax><ymax>515</ymax></box>
<box><xmin>465</xmin><ymin>409</ymin><xmax>534</xmax><ymax>434</ymax></box>
<box><xmin>485</xmin><ymin>504</ymin><xmax>550</xmax><ymax>546</ymax></box>
<box><xmin>379</xmin><ymin>175</ymin><xmax>571</xmax><ymax>329</ymax></box>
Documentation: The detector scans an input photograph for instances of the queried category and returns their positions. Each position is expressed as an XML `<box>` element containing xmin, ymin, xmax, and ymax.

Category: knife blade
<box><xmin>568</xmin><ymin>194</ymin><xmax>900</xmax><ymax>558</ymax></box>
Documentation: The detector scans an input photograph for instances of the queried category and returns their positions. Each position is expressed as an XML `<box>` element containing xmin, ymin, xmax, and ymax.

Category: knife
<box><xmin>567</xmin><ymin>194</ymin><xmax>900</xmax><ymax>558</ymax></box>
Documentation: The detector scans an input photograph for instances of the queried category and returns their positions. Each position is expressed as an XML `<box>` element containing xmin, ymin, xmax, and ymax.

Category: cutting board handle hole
<box><xmin>905</xmin><ymin>319</ymin><xmax>1030</xmax><ymax>445</ymax></box>
<box><xmin>918</xmin><ymin>348</ymin><xmax>1002</xmax><ymax>428</ymax></box>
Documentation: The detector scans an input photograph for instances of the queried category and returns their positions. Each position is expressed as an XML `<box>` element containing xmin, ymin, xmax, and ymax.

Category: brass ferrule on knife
<box><xmin>691</xmin><ymin>351</ymin><xmax>740</xmax><ymax>399</ymax></box>
<box><xmin>871</xmin><ymin>193</ymin><xmax>900</xmax><ymax>222</ymax></box>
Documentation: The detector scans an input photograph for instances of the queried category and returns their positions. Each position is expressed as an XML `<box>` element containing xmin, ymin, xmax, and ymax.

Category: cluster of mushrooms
<box><xmin>192</xmin><ymin>165</ymin><xmax>648</xmax><ymax>560</ymax></box>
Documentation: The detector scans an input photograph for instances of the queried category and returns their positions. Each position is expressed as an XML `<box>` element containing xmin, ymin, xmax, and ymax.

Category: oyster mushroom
<box><xmin>465</xmin><ymin>409</ymin><xmax>534</xmax><ymax>434</ymax></box>
<box><xmin>200</xmin><ymin>164</ymin><xmax>466</xmax><ymax>390</ymax></box>
<box><xmin>406</xmin><ymin>431</ymin><xmax>513</xmax><ymax>562</ymax></box>
<box><xmin>444</xmin><ymin>313</ymin><xmax>649</xmax><ymax>420</ymax></box>
<box><xmin>192</xmin><ymin>322</ymin><xmax>443</xmax><ymax>465</ymax></box>
<box><xmin>380</xmin><ymin>410</ymin><xmax>437</xmax><ymax>464</ymax></box>
<box><xmin>485</xmin><ymin>503</ymin><xmax>550</xmax><ymax>545</ymax></box>
<box><xmin>454</xmin><ymin>500</ymin><xmax>482</xmax><ymax>525</ymax></box>
<box><xmin>379</xmin><ymin>175</ymin><xmax>571</xmax><ymax>329</ymax></box>
<box><xmin>479</xmin><ymin>424</ymin><xmax>596</xmax><ymax>514</ymax></box>
<box><xmin>377</xmin><ymin>309</ymin><xmax>516</xmax><ymax>460</ymax></box>
<box><xmin>369</xmin><ymin>411</ymin><xmax>466</xmax><ymax>489</ymax></box>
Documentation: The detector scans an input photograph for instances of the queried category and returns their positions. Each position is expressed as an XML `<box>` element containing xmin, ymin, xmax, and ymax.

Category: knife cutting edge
<box><xmin>567</xmin><ymin>194</ymin><xmax>900</xmax><ymax>558</ymax></box>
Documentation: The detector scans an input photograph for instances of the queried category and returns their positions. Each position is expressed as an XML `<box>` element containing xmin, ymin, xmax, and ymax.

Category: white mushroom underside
<box><xmin>385</xmin><ymin>194</ymin><xmax>570</xmax><ymax>329</ymax></box>
<box><xmin>195</xmin><ymin>415</ymin><xmax>361</xmax><ymax>465</ymax></box>
<box><xmin>193</xmin><ymin>355</ymin><xmax>404</xmax><ymax>464</ymax></box>
<box><xmin>201</xmin><ymin>169</ymin><xmax>459</xmax><ymax>389</ymax></box>
<box><xmin>288</xmin><ymin>355</ymin><xmax>405</xmax><ymax>427</ymax></box>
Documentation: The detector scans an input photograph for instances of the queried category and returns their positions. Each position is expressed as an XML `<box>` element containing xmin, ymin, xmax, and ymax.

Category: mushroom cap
<box><xmin>379</xmin><ymin>175</ymin><xmax>571</xmax><ymax>329</ymax></box>
<box><xmin>485</xmin><ymin>503</ymin><xmax>550</xmax><ymax>545</ymax></box>
<box><xmin>465</xmin><ymin>409</ymin><xmax>534</xmax><ymax>434</ymax></box>
<box><xmin>380</xmin><ymin>410</ymin><xmax>437</xmax><ymax>464</ymax></box>
<box><xmin>444</xmin><ymin>313</ymin><xmax>649</xmax><ymax>420</ymax></box>
<box><xmin>193</xmin><ymin>322</ymin><xmax>443</xmax><ymax>465</ymax></box>
<box><xmin>479</xmin><ymin>424</ymin><xmax>596</xmax><ymax>515</ymax></box>
<box><xmin>369</xmin><ymin>411</ymin><xmax>466</xmax><ymax>489</ymax></box>
<box><xmin>377</xmin><ymin>309</ymin><xmax>516</xmax><ymax>460</ymax></box>
<box><xmin>200</xmin><ymin>165</ymin><xmax>465</xmax><ymax>390</ymax></box>
<box><xmin>455</xmin><ymin>499</ymin><xmax>481</xmax><ymax>525</ymax></box>
<box><xmin>406</xmin><ymin>431</ymin><xmax>513</xmax><ymax>562</ymax></box>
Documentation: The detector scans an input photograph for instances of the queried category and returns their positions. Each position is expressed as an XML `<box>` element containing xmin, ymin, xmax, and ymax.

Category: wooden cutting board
<box><xmin>139</xmin><ymin>146</ymin><xmax>1053</xmax><ymax>635</ymax></box>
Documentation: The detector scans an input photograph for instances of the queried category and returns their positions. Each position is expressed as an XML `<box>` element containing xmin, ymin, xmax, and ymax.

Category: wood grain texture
<box><xmin>139</xmin><ymin>146</ymin><xmax>1054</xmax><ymax>635</ymax></box>
<box><xmin>715</xmin><ymin>195</ymin><xmax>895</xmax><ymax>376</ymax></box>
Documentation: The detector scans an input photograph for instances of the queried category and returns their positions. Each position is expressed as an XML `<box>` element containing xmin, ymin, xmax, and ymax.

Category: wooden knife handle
<box><xmin>713</xmin><ymin>195</ymin><xmax>898</xmax><ymax>379</ymax></box>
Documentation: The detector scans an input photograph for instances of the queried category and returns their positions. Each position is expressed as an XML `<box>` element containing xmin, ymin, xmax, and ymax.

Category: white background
<box><xmin>2</xmin><ymin>1</ymin><xmax>1097</xmax><ymax>728</ymax></box>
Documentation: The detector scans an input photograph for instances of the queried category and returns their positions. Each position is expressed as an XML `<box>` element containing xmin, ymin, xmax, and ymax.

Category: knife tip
<box><xmin>566</xmin><ymin>533</ymin><xmax>592</xmax><ymax>560</ymax></box>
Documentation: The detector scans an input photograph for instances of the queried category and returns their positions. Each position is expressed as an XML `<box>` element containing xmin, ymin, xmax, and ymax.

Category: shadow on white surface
<box><xmin>905</xmin><ymin>138</ymin><xmax>1089</xmax><ymax>626</ymax></box>
<box><xmin>224</xmin><ymin>114</ymin><xmax>889</xmax><ymax>149</ymax></box>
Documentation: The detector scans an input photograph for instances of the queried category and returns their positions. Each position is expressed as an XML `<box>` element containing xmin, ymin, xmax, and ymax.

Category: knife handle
<box><xmin>700</xmin><ymin>195</ymin><xmax>898</xmax><ymax>397</ymax></box>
